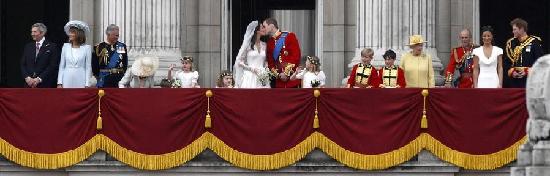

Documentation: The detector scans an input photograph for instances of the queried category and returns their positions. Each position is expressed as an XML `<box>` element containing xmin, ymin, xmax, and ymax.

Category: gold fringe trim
<box><xmin>0</xmin><ymin>133</ymin><xmax>526</xmax><ymax>170</ymax></box>
<box><xmin>99</xmin><ymin>134</ymin><xmax>208</xmax><ymax>170</ymax></box>
<box><xmin>0</xmin><ymin>135</ymin><xmax>101</xmax><ymax>169</ymax></box>
<box><xmin>423</xmin><ymin>134</ymin><xmax>527</xmax><ymax>170</ymax></box>
<box><xmin>317</xmin><ymin>133</ymin><xmax>425</xmax><ymax>170</ymax></box>
<box><xmin>208</xmin><ymin>132</ymin><xmax>318</xmax><ymax>170</ymax></box>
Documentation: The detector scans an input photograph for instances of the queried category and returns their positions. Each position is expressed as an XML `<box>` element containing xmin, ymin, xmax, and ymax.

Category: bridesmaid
<box><xmin>473</xmin><ymin>26</ymin><xmax>503</xmax><ymax>88</ymax></box>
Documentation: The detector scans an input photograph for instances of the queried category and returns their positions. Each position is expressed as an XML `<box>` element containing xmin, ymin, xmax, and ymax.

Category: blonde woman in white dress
<box><xmin>57</xmin><ymin>20</ymin><xmax>92</xmax><ymax>88</ymax></box>
<box><xmin>473</xmin><ymin>26</ymin><xmax>503</xmax><ymax>88</ymax></box>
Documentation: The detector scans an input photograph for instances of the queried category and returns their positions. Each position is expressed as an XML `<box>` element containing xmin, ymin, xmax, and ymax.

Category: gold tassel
<box><xmin>421</xmin><ymin>89</ymin><xmax>429</xmax><ymax>129</ymax></box>
<box><xmin>97</xmin><ymin>89</ymin><xmax>105</xmax><ymax>131</ymax></box>
<box><xmin>313</xmin><ymin>114</ymin><xmax>319</xmax><ymax>129</ymax></box>
<box><xmin>205</xmin><ymin>114</ymin><xmax>212</xmax><ymax>128</ymax></box>
<box><xmin>313</xmin><ymin>89</ymin><xmax>320</xmax><ymax>129</ymax></box>
<box><xmin>421</xmin><ymin>115</ymin><xmax>427</xmax><ymax>129</ymax></box>
<box><xmin>205</xmin><ymin>90</ymin><xmax>213</xmax><ymax>129</ymax></box>
<box><xmin>97</xmin><ymin>116</ymin><xmax>103</xmax><ymax>130</ymax></box>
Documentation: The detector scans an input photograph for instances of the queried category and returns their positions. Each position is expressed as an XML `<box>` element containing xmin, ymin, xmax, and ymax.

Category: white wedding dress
<box><xmin>233</xmin><ymin>21</ymin><xmax>270</xmax><ymax>89</ymax></box>
<box><xmin>473</xmin><ymin>46</ymin><xmax>502</xmax><ymax>88</ymax></box>
<box><xmin>237</xmin><ymin>43</ymin><xmax>270</xmax><ymax>88</ymax></box>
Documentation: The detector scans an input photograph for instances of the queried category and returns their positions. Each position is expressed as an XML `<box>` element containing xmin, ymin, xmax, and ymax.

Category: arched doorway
<box><xmin>230</xmin><ymin>0</ymin><xmax>316</xmax><ymax>68</ymax></box>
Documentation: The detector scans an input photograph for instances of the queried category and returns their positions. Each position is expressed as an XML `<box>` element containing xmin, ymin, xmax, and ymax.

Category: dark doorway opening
<box><xmin>0</xmin><ymin>0</ymin><xmax>69</xmax><ymax>87</ymax></box>
<box><xmin>230</xmin><ymin>0</ymin><xmax>315</xmax><ymax>68</ymax></box>
<box><xmin>480</xmin><ymin>0</ymin><xmax>550</xmax><ymax>53</ymax></box>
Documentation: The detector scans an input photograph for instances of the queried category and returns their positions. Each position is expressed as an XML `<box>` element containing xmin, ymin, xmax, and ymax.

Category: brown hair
<box><xmin>180</xmin><ymin>56</ymin><xmax>195</xmax><ymax>71</ymax></box>
<box><xmin>216</xmin><ymin>70</ymin><xmax>234</xmax><ymax>88</ymax></box>
<box><xmin>69</xmin><ymin>27</ymin><xmax>86</xmax><ymax>45</ymax></box>
<box><xmin>510</xmin><ymin>18</ymin><xmax>528</xmax><ymax>32</ymax></box>
<box><xmin>305</xmin><ymin>55</ymin><xmax>321</xmax><ymax>72</ymax></box>
<box><xmin>264</xmin><ymin>18</ymin><xmax>279</xmax><ymax>29</ymax></box>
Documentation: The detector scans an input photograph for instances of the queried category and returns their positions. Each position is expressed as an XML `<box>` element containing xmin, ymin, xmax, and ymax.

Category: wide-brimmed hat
<box><xmin>64</xmin><ymin>20</ymin><xmax>90</xmax><ymax>35</ymax></box>
<box><xmin>131</xmin><ymin>56</ymin><xmax>159</xmax><ymax>77</ymax></box>
<box><xmin>407</xmin><ymin>35</ymin><xmax>427</xmax><ymax>46</ymax></box>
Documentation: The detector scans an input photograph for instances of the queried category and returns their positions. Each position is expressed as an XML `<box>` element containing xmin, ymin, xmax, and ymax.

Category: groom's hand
<box><xmin>279</xmin><ymin>73</ymin><xmax>289</xmax><ymax>81</ymax></box>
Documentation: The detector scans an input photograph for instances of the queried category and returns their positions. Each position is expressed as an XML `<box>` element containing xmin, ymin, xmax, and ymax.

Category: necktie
<box><xmin>35</xmin><ymin>42</ymin><xmax>40</xmax><ymax>57</ymax></box>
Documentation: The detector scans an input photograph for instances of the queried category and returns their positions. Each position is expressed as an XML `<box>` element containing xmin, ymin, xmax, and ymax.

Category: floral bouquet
<box><xmin>171</xmin><ymin>79</ymin><xmax>182</xmax><ymax>88</ymax></box>
<box><xmin>257</xmin><ymin>67</ymin><xmax>276</xmax><ymax>86</ymax></box>
<box><xmin>311</xmin><ymin>80</ymin><xmax>321</xmax><ymax>88</ymax></box>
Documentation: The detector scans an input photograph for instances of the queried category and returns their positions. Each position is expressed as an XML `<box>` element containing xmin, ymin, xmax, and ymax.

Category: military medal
<box><xmin>117</xmin><ymin>46</ymin><xmax>126</xmax><ymax>53</ymax></box>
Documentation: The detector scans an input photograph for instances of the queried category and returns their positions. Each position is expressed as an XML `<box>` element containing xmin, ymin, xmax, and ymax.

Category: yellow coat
<box><xmin>399</xmin><ymin>52</ymin><xmax>435</xmax><ymax>88</ymax></box>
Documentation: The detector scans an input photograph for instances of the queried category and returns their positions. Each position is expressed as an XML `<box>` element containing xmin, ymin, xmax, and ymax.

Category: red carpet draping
<box><xmin>0</xmin><ymin>88</ymin><xmax>527</xmax><ymax>170</ymax></box>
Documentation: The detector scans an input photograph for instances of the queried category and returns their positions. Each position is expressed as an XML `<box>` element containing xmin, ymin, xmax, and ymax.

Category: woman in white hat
<box><xmin>399</xmin><ymin>35</ymin><xmax>435</xmax><ymax>88</ymax></box>
<box><xmin>57</xmin><ymin>20</ymin><xmax>92</xmax><ymax>88</ymax></box>
<box><xmin>118</xmin><ymin>56</ymin><xmax>159</xmax><ymax>88</ymax></box>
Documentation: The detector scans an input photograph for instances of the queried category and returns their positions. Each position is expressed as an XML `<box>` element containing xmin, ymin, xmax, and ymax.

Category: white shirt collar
<box><xmin>36</xmin><ymin>37</ymin><xmax>45</xmax><ymax>47</ymax></box>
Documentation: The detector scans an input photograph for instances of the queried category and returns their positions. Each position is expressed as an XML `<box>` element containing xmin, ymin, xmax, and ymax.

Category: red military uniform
<box><xmin>266</xmin><ymin>31</ymin><xmax>302</xmax><ymax>88</ymax></box>
<box><xmin>445</xmin><ymin>46</ymin><xmax>475</xmax><ymax>88</ymax></box>
<box><xmin>378</xmin><ymin>66</ymin><xmax>406</xmax><ymax>88</ymax></box>
<box><xmin>347</xmin><ymin>63</ymin><xmax>379</xmax><ymax>88</ymax></box>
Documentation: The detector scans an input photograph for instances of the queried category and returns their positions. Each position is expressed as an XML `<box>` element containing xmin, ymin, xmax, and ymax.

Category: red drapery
<box><xmin>0</xmin><ymin>88</ymin><xmax>528</xmax><ymax>170</ymax></box>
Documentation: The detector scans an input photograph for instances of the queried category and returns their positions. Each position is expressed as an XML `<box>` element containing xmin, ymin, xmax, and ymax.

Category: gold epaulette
<box><xmin>94</xmin><ymin>45</ymin><xmax>99</xmax><ymax>55</ymax></box>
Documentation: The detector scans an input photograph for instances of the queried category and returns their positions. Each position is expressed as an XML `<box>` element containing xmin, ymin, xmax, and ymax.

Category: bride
<box><xmin>233</xmin><ymin>21</ymin><xmax>270</xmax><ymax>88</ymax></box>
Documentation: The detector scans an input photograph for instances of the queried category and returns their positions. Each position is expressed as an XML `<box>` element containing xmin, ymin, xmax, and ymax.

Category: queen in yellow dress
<box><xmin>399</xmin><ymin>35</ymin><xmax>435</xmax><ymax>88</ymax></box>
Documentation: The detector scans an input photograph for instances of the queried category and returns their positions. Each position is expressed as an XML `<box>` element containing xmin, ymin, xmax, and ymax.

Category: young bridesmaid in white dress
<box><xmin>168</xmin><ymin>56</ymin><xmax>200</xmax><ymax>88</ymax></box>
<box><xmin>290</xmin><ymin>55</ymin><xmax>326</xmax><ymax>88</ymax></box>
<box><xmin>473</xmin><ymin>26</ymin><xmax>503</xmax><ymax>88</ymax></box>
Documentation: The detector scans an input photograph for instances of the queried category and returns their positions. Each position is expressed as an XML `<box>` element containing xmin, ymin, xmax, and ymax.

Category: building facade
<box><xmin>69</xmin><ymin>0</ymin><xmax>480</xmax><ymax>87</ymax></box>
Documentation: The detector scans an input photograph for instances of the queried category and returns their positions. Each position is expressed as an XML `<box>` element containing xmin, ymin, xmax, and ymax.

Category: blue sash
<box><xmin>273</xmin><ymin>32</ymin><xmax>288</xmax><ymax>65</ymax></box>
<box><xmin>98</xmin><ymin>42</ymin><xmax>123</xmax><ymax>87</ymax></box>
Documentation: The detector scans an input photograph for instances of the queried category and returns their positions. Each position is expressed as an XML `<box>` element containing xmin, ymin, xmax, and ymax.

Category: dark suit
<box><xmin>20</xmin><ymin>39</ymin><xmax>60</xmax><ymax>88</ymax></box>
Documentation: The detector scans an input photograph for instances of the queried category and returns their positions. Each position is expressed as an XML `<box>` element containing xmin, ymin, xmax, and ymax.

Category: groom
<box><xmin>263</xmin><ymin>18</ymin><xmax>302</xmax><ymax>88</ymax></box>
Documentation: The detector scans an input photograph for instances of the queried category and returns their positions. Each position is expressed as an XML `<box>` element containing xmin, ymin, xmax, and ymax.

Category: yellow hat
<box><xmin>407</xmin><ymin>35</ymin><xmax>427</xmax><ymax>46</ymax></box>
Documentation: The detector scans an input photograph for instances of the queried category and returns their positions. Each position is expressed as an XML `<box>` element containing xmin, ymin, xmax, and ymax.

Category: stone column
<box><xmin>95</xmin><ymin>0</ymin><xmax>182</xmax><ymax>82</ymax></box>
<box><xmin>196</xmin><ymin>0</ymin><xmax>221</xmax><ymax>87</ymax></box>
<box><xmin>69</xmin><ymin>0</ymin><xmax>97</xmax><ymax>45</ymax></box>
<box><xmin>352</xmin><ymin>0</ymin><xmax>444</xmax><ymax>86</ymax></box>
<box><xmin>324</xmin><ymin>0</ymin><xmax>356</xmax><ymax>87</ymax></box>
<box><xmin>436</xmin><ymin>0</ymin><xmax>451</xmax><ymax>72</ymax></box>
<box><xmin>514</xmin><ymin>56</ymin><xmax>550</xmax><ymax>176</ymax></box>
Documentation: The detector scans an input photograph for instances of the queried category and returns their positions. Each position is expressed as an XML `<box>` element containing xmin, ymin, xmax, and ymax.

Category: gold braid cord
<box><xmin>505</xmin><ymin>36</ymin><xmax>536</xmax><ymax>65</ymax></box>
